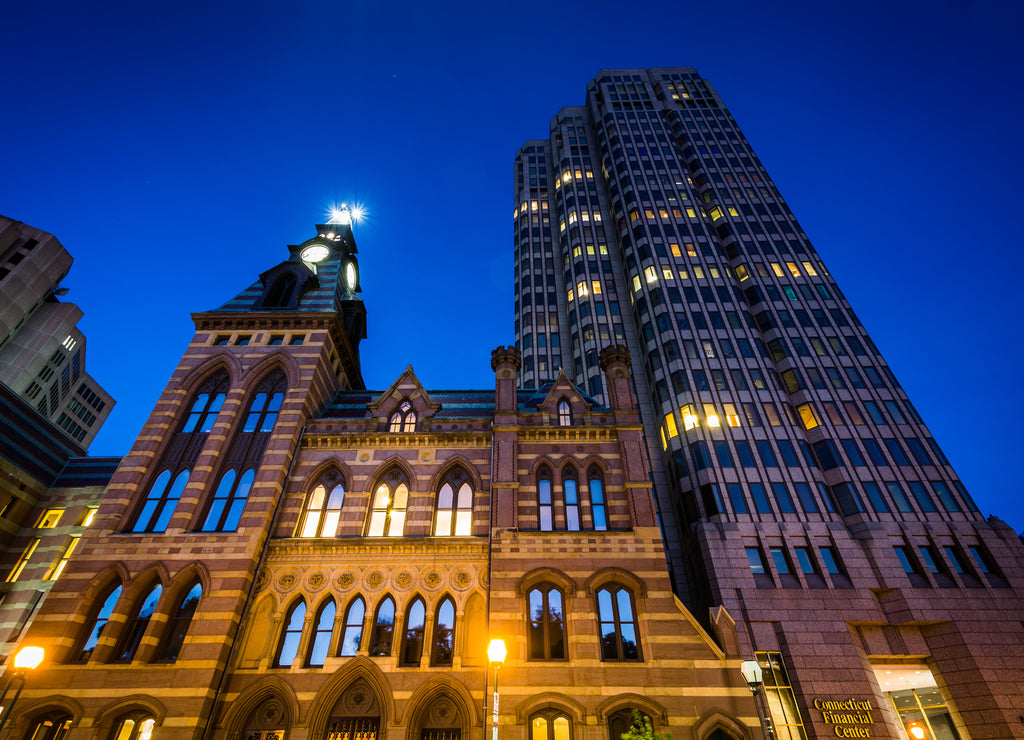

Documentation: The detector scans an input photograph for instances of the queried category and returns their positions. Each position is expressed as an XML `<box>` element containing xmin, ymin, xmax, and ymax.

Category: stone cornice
<box><xmin>302</xmin><ymin>432</ymin><xmax>491</xmax><ymax>449</ymax></box>
<box><xmin>267</xmin><ymin>537</ymin><xmax>489</xmax><ymax>559</ymax></box>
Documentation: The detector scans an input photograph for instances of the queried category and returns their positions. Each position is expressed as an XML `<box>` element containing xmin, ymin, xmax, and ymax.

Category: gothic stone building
<box><xmin>7</xmin><ymin>220</ymin><xmax>757</xmax><ymax>740</ymax></box>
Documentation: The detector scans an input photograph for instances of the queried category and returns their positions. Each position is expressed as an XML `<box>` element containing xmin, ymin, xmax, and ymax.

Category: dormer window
<box><xmin>389</xmin><ymin>400</ymin><xmax>417</xmax><ymax>432</ymax></box>
<box><xmin>558</xmin><ymin>399</ymin><xmax>573</xmax><ymax>426</ymax></box>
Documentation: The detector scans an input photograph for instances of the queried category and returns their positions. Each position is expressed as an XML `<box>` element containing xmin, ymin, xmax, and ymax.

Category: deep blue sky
<box><xmin>3</xmin><ymin>1</ymin><xmax>1023</xmax><ymax>531</ymax></box>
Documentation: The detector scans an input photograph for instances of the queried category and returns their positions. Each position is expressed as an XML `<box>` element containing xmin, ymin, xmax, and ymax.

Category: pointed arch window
<box><xmin>538</xmin><ymin>466</ymin><xmax>553</xmax><ymax>531</ymax></box>
<box><xmin>132</xmin><ymin>469</ymin><xmax>189</xmax><ymax>533</ymax></box>
<box><xmin>264</xmin><ymin>273</ymin><xmax>298</xmax><ymax>308</ymax></box>
<box><xmin>155</xmin><ymin>581</ymin><xmax>202</xmax><ymax>662</ymax></box>
<box><xmin>24</xmin><ymin>712</ymin><xmax>72</xmax><ymax>740</ymax></box>
<box><xmin>528</xmin><ymin>585</ymin><xmax>565</xmax><ymax>660</ymax></box>
<box><xmin>431</xmin><ymin>596</ymin><xmax>456</xmax><ymax>666</ymax></box>
<box><xmin>389</xmin><ymin>400</ymin><xmax>417</xmax><ymax>432</ymax></box>
<box><xmin>532</xmin><ymin>711</ymin><xmax>572</xmax><ymax>740</ymax></box>
<box><xmin>370</xmin><ymin>596</ymin><xmax>395</xmax><ymax>656</ymax></box>
<box><xmin>75</xmin><ymin>583</ymin><xmax>122</xmax><ymax>662</ymax></box>
<box><xmin>275</xmin><ymin>599</ymin><xmax>306</xmax><ymax>667</ymax></box>
<box><xmin>596</xmin><ymin>585</ymin><xmax>641</xmax><ymax>661</ymax></box>
<box><xmin>367</xmin><ymin>470</ymin><xmax>409</xmax><ymax>536</ymax></box>
<box><xmin>242</xmin><ymin>376</ymin><xmax>286</xmax><ymax>433</ymax></box>
<box><xmin>129</xmin><ymin>371</ymin><xmax>228</xmax><ymax>533</ymax></box>
<box><xmin>558</xmin><ymin>399</ymin><xmax>572</xmax><ymax>426</ymax></box>
<box><xmin>111</xmin><ymin>714</ymin><xmax>156</xmax><ymax>740</ymax></box>
<box><xmin>339</xmin><ymin>596</ymin><xmax>365</xmax><ymax>656</ymax></box>
<box><xmin>563</xmin><ymin>467</ymin><xmax>580</xmax><ymax>531</ymax></box>
<box><xmin>114</xmin><ymin>583</ymin><xmax>162</xmax><ymax>663</ymax></box>
<box><xmin>201</xmin><ymin>468</ymin><xmax>255</xmax><ymax>532</ymax></box>
<box><xmin>588</xmin><ymin>466</ymin><xmax>607</xmax><ymax>531</ymax></box>
<box><xmin>306</xmin><ymin>599</ymin><xmax>336</xmax><ymax>667</ymax></box>
<box><xmin>300</xmin><ymin>479</ymin><xmax>346</xmax><ymax>537</ymax></box>
<box><xmin>401</xmin><ymin>597</ymin><xmax>426</xmax><ymax>666</ymax></box>
<box><xmin>434</xmin><ymin>471</ymin><xmax>473</xmax><ymax>536</ymax></box>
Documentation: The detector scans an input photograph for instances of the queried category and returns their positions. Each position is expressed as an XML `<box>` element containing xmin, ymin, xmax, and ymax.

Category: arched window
<box><xmin>339</xmin><ymin>596</ymin><xmax>365</xmax><ymax>656</ymax></box>
<box><xmin>366</xmin><ymin>470</ymin><xmax>409</xmax><ymax>536</ymax></box>
<box><xmin>201</xmin><ymin>468</ymin><xmax>255</xmax><ymax>532</ymax></box>
<box><xmin>588</xmin><ymin>466</ymin><xmax>607</xmax><ymax>531</ymax></box>
<box><xmin>109</xmin><ymin>713</ymin><xmax>156</xmax><ymax>740</ymax></box>
<box><xmin>113</xmin><ymin>583</ymin><xmax>162</xmax><ymax>663</ymax></box>
<box><xmin>264</xmin><ymin>273</ymin><xmax>298</xmax><ymax>308</ymax></box>
<box><xmin>306</xmin><ymin>599</ymin><xmax>336</xmax><ymax>667</ymax></box>
<box><xmin>274</xmin><ymin>599</ymin><xmax>306</xmax><ymax>667</ymax></box>
<box><xmin>181</xmin><ymin>373</ymin><xmax>228</xmax><ymax>434</ymax></box>
<box><xmin>527</xmin><ymin>585</ymin><xmax>565</xmax><ymax>660</ymax></box>
<box><xmin>155</xmin><ymin>581</ymin><xmax>202</xmax><ymax>662</ymax></box>
<box><xmin>131</xmin><ymin>469</ymin><xmax>189</xmax><ymax>533</ymax></box>
<box><xmin>558</xmin><ymin>399</ymin><xmax>572</xmax><ymax>426</ymax></box>
<box><xmin>369</xmin><ymin>596</ymin><xmax>395</xmax><ymax>656</ymax></box>
<box><xmin>563</xmin><ymin>467</ymin><xmax>580</xmax><ymax>531</ymax></box>
<box><xmin>300</xmin><ymin>479</ymin><xmax>345</xmax><ymax>537</ymax></box>
<box><xmin>23</xmin><ymin>711</ymin><xmax>72</xmax><ymax>740</ymax></box>
<box><xmin>129</xmin><ymin>371</ymin><xmax>228</xmax><ymax>533</ymax></box>
<box><xmin>434</xmin><ymin>471</ymin><xmax>473</xmax><ymax>536</ymax></box>
<box><xmin>538</xmin><ymin>466</ymin><xmax>553</xmax><ymax>531</ymax></box>
<box><xmin>401</xmin><ymin>597</ymin><xmax>426</xmax><ymax>666</ymax></box>
<box><xmin>608</xmin><ymin>711</ymin><xmax>649</xmax><ymax>740</ymax></box>
<box><xmin>389</xmin><ymin>400</ymin><xmax>417</xmax><ymax>432</ymax></box>
<box><xmin>75</xmin><ymin>583</ymin><xmax>122</xmax><ymax>662</ymax></box>
<box><xmin>431</xmin><ymin>596</ymin><xmax>456</xmax><ymax>666</ymax></box>
<box><xmin>242</xmin><ymin>374</ymin><xmax>286</xmax><ymax>433</ymax></box>
<box><xmin>532</xmin><ymin>710</ymin><xmax>572</xmax><ymax>740</ymax></box>
<box><xmin>596</xmin><ymin>585</ymin><xmax>640</xmax><ymax>661</ymax></box>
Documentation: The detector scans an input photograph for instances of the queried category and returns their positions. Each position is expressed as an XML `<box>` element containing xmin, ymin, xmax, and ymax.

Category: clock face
<box><xmin>300</xmin><ymin>244</ymin><xmax>330</xmax><ymax>263</ymax></box>
<box><xmin>346</xmin><ymin>261</ymin><xmax>358</xmax><ymax>289</ymax></box>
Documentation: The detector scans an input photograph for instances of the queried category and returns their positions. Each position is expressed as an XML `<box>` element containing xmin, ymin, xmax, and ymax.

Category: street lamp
<box><xmin>0</xmin><ymin>646</ymin><xmax>45</xmax><ymax>732</ymax></box>
<box><xmin>487</xmin><ymin>639</ymin><xmax>507</xmax><ymax>740</ymax></box>
<box><xmin>740</xmin><ymin>659</ymin><xmax>774</xmax><ymax>740</ymax></box>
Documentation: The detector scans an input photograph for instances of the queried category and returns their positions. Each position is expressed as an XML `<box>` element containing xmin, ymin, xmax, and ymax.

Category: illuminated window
<box><xmin>755</xmin><ymin>651</ymin><xmax>808</xmax><ymax>739</ymax></box>
<box><xmin>771</xmin><ymin>263</ymin><xmax>785</xmax><ymax>277</ymax></box>
<box><xmin>300</xmin><ymin>480</ymin><xmax>346</xmax><ymax>537</ymax></box>
<box><xmin>24</xmin><ymin>712</ymin><xmax>71</xmax><ymax>740</ymax></box>
<box><xmin>644</xmin><ymin>266</ymin><xmax>658</xmax><ymax>283</ymax></box>
<box><xmin>724</xmin><ymin>403</ymin><xmax>741</xmax><ymax>427</ymax></box>
<box><xmin>663</xmin><ymin>412</ymin><xmax>678</xmax><ymax>438</ymax></box>
<box><xmin>592</xmin><ymin>280</ymin><xmax>602</xmax><ymax>294</ymax></box>
<box><xmin>35</xmin><ymin>509</ymin><xmax>64</xmax><ymax>528</ymax></box>
<box><xmin>7</xmin><ymin>538</ymin><xmax>39</xmax><ymax>582</ymax></box>
<box><xmin>703</xmin><ymin>404</ymin><xmax>720</xmax><ymax>428</ymax></box>
<box><xmin>434</xmin><ymin>473</ymin><xmax>473</xmax><ymax>536</ymax></box>
<box><xmin>112</xmin><ymin>715</ymin><xmax>156</xmax><ymax>740</ymax></box>
<box><xmin>366</xmin><ymin>471</ymin><xmax>409</xmax><ymax>536</ymax></box>
<box><xmin>44</xmin><ymin>536</ymin><xmax>79</xmax><ymax>580</ymax></box>
<box><xmin>75</xmin><ymin>584</ymin><xmax>122</xmax><ymax>662</ymax></box>
<box><xmin>709</xmin><ymin>206</ymin><xmax>723</xmax><ymax>220</ymax></box>
<box><xmin>528</xmin><ymin>586</ymin><xmax>566</xmax><ymax>660</ymax></box>
<box><xmin>274</xmin><ymin>599</ymin><xmax>306</xmax><ymax>667</ymax></box>
<box><xmin>156</xmin><ymin>581</ymin><xmax>202</xmax><ymax>662</ymax></box>
<box><xmin>596</xmin><ymin>585</ymin><xmax>640</xmax><ymax>660</ymax></box>
<box><xmin>681</xmin><ymin>404</ymin><xmax>699</xmax><ymax>430</ymax></box>
<box><xmin>370</xmin><ymin>596</ymin><xmax>395</xmax><ymax>656</ymax></box>
<box><xmin>79</xmin><ymin>506</ymin><xmax>99</xmax><ymax>526</ymax></box>
<box><xmin>797</xmin><ymin>403</ymin><xmax>820</xmax><ymax>430</ymax></box>
<box><xmin>339</xmin><ymin>597</ymin><xmax>365</xmax><ymax>656</ymax></box>
<box><xmin>389</xmin><ymin>400</ymin><xmax>417</xmax><ymax>432</ymax></box>
<box><xmin>114</xmin><ymin>583</ymin><xmax>163</xmax><ymax>662</ymax></box>
<box><xmin>558</xmin><ymin>399</ymin><xmax>573</xmax><ymax>426</ymax></box>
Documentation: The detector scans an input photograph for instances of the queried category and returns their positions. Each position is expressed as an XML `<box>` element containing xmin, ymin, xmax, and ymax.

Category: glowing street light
<box><xmin>487</xmin><ymin>639</ymin><xmax>506</xmax><ymax>740</ymax></box>
<box><xmin>0</xmin><ymin>646</ymin><xmax>45</xmax><ymax>732</ymax></box>
<box><xmin>740</xmin><ymin>659</ymin><xmax>774</xmax><ymax>739</ymax></box>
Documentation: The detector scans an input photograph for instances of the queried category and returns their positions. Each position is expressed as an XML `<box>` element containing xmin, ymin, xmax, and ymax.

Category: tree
<box><xmin>620</xmin><ymin>711</ymin><xmax>670</xmax><ymax>740</ymax></box>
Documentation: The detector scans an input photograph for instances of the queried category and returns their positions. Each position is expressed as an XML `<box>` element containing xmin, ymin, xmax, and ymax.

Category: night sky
<box><xmin>3</xmin><ymin>1</ymin><xmax>1023</xmax><ymax>531</ymax></box>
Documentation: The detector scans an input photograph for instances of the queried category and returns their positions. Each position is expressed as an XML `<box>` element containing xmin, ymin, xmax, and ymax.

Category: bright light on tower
<box><xmin>327</xmin><ymin>202</ymin><xmax>367</xmax><ymax>226</ymax></box>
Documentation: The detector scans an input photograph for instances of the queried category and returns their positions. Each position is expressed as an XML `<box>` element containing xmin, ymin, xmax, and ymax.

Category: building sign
<box><xmin>813</xmin><ymin>698</ymin><xmax>875</xmax><ymax>738</ymax></box>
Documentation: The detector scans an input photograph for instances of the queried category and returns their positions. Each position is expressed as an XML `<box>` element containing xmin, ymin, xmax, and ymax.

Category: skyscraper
<box><xmin>514</xmin><ymin>68</ymin><xmax>1024</xmax><ymax>738</ymax></box>
<box><xmin>0</xmin><ymin>216</ymin><xmax>113</xmax><ymax>447</ymax></box>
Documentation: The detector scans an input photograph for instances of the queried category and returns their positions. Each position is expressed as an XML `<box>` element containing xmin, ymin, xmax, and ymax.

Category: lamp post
<box><xmin>0</xmin><ymin>646</ymin><xmax>45</xmax><ymax>733</ymax></box>
<box><xmin>740</xmin><ymin>659</ymin><xmax>774</xmax><ymax>740</ymax></box>
<box><xmin>487</xmin><ymin>639</ymin><xmax>506</xmax><ymax>740</ymax></box>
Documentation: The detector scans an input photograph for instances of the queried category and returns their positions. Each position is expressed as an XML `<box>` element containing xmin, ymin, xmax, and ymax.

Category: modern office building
<box><xmin>6</xmin><ymin>215</ymin><xmax>757</xmax><ymax>740</ymax></box>
<box><xmin>513</xmin><ymin>68</ymin><xmax>1024</xmax><ymax>739</ymax></box>
<box><xmin>0</xmin><ymin>216</ymin><xmax>114</xmax><ymax>447</ymax></box>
